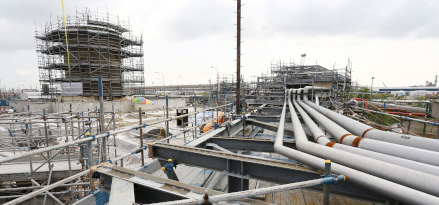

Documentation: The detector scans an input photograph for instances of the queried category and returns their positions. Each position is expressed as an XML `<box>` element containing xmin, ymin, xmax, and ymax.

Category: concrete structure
<box><xmin>36</xmin><ymin>9</ymin><xmax>144</xmax><ymax>98</ymax></box>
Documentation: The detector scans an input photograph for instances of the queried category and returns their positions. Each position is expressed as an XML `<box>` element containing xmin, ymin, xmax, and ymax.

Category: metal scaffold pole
<box><xmin>99</xmin><ymin>75</ymin><xmax>106</xmax><ymax>161</ymax></box>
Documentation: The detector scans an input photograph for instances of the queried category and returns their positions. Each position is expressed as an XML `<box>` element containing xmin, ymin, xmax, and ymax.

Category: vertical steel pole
<box><xmin>42</xmin><ymin>163</ymin><xmax>53</xmax><ymax>205</ymax></box>
<box><xmin>323</xmin><ymin>160</ymin><xmax>331</xmax><ymax>205</ymax></box>
<box><xmin>43</xmin><ymin>109</ymin><xmax>50</xmax><ymax>164</ymax></box>
<box><xmin>26</xmin><ymin>123</ymin><xmax>33</xmax><ymax>172</ymax></box>
<box><xmin>98</xmin><ymin>75</ymin><xmax>106</xmax><ymax>161</ymax></box>
<box><xmin>139</xmin><ymin>106</ymin><xmax>145</xmax><ymax>166</ymax></box>
<box><xmin>183</xmin><ymin>122</ymin><xmax>186</xmax><ymax>143</ymax></box>
<box><xmin>112</xmin><ymin>104</ymin><xmax>117</xmax><ymax>159</ymax></box>
<box><xmin>64</xmin><ymin>122</ymin><xmax>72</xmax><ymax>172</ymax></box>
<box><xmin>85</xmin><ymin>133</ymin><xmax>93</xmax><ymax>168</ymax></box>
<box><xmin>194</xmin><ymin>95</ymin><xmax>197</xmax><ymax>139</ymax></box>
<box><xmin>166</xmin><ymin>95</ymin><xmax>170</xmax><ymax>143</ymax></box>
<box><xmin>224</xmin><ymin>93</ymin><xmax>226</xmax><ymax>114</ymax></box>
<box><xmin>236</xmin><ymin>0</ymin><xmax>241</xmax><ymax>114</ymax></box>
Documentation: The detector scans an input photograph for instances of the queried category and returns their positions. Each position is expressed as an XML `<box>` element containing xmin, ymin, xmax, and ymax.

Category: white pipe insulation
<box><xmin>302</xmin><ymin>96</ymin><xmax>439</xmax><ymax>152</ymax></box>
<box><xmin>292</xmin><ymin>91</ymin><xmax>439</xmax><ymax>176</ymax></box>
<box><xmin>296</xmin><ymin>89</ymin><xmax>439</xmax><ymax>167</ymax></box>
<box><xmin>273</xmin><ymin>96</ymin><xmax>439</xmax><ymax>204</ymax></box>
<box><xmin>287</xmin><ymin>90</ymin><xmax>439</xmax><ymax>197</ymax></box>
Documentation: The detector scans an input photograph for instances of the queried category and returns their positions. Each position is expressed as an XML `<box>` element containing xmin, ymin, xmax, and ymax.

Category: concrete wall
<box><xmin>432</xmin><ymin>101</ymin><xmax>439</xmax><ymax>119</ymax></box>
<box><xmin>8</xmin><ymin>98</ymin><xmax>187</xmax><ymax>114</ymax></box>
<box><xmin>52</xmin><ymin>101</ymin><xmax>132</xmax><ymax>113</ymax></box>
<box><xmin>9</xmin><ymin>101</ymin><xmax>51</xmax><ymax>113</ymax></box>
<box><xmin>135</xmin><ymin>99</ymin><xmax>186</xmax><ymax>111</ymax></box>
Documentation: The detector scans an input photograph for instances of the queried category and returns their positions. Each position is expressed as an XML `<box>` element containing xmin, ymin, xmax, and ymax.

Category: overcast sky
<box><xmin>0</xmin><ymin>0</ymin><xmax>438</xmax><ymax>89</ymax></box>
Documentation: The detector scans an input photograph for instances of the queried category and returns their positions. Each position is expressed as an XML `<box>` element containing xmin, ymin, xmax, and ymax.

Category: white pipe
<box><xmin>370</xmin><ymin>101</ymin><xmax>426</xmax><ymax>114</ymax></box>
<box><xmin>273</xmin><ymin>96</ymin><xmax>439</xmax><ymax>204</ymax></box>
<box><xmin>303</xmin><ymin>86</ymin><xmax>330</xmax><ymax>101</ymax></box>
<box><xmin>288</xmin><ymin>90</ymin><xmax>439</xmax><ymax>197</ymax></box>
<box><xmin>293</xmin><ymin>90</ymin><xmax>439</xmax><ymax>176</ymax></box>
<box><xmin>297</xmin><ymin>89</ymin><xmax>439</xmax><ymax>167</ymax></box>
<box><xmin>303</xmin><ymin>98</ymin><xmax>439</xmax><ymax>152</ymax></box>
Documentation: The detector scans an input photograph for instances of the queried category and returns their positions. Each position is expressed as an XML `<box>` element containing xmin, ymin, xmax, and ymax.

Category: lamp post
<box><xmin>156</xmin><ymin>78</ymin><xmax>162</xmax><ymax>96</ymax></box>
<box><xmin>370</xmin><ymin>77</ymin><xmax>375</xmax><ymax>102</ymax></box>
<box><xmin>211</xmin><ymin>67</ymin><xmax>220</xmax><ymax>103</ymax></box>
<box><xmin>156</xmin><ymin>72</ymin><xmax>165</xmax><ymax>95</ymax></box>
<box><xmin>177</xmin><ymin>76</ymin><xmax>182</xmax><ymax>93</ymax></box>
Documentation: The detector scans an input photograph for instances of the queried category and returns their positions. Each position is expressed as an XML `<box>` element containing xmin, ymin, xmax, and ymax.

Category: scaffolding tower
<box><xmin>36</xmin><ymin>9</ymin><xmax>144</xmax><ymax>98</ymax></box>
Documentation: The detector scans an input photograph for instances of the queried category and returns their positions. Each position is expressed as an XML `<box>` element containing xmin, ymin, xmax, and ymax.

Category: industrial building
<box><xmin>36</xmin><ymin>9</ymin><xmax>144</xmax><ymax>98</ymax></box>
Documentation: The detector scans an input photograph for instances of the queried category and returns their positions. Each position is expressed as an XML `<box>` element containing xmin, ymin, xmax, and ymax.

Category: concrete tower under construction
<box><xmin>36</xmin><ymin>9</ymin><xmax>144</xmax><ymax>98</ymax></box>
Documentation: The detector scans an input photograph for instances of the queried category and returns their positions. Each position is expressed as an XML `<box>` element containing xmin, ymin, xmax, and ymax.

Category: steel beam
<box><xmin>260</xmin><ymin>107</ymin><xmax>284</xmax><ymax>115</ymax></box>
<box><xmin>200</xmin><ymin>137</ymin><xmax>296</xmax><ymax>152</ymax></box>
<box><xmin>249</xmin><ymin>115</ymin><xmax>292</xmax><ymax>123</ymax></box>
<box><xmin>247</xmin><ymin>118</ymin><xmax>305</xmax><ymax>137</ymax></box>
<box><xmin>97</xmin><ymin>165</ymin><xmax>268</xmax><ymax>204</ymax></box>
<box><xmin>148</xmin><ymin>143</ymin><xmax>386</xmax><ymax>200</ymax></box>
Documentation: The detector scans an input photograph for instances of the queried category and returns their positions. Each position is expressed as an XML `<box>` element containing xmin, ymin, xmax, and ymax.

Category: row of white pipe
<box><xmin>303</xmin><ymin>86</ymin><xmax>439</xmax><ymax>152</ymax></box>
<box><xmin>273</xmin><ymin>88</ymin><xmax>439</xmax><ymax>204</ymax></box>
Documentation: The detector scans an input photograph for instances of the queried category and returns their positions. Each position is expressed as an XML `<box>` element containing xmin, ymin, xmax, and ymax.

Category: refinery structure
<box><xmin>36</xmin><ymin>9</ymin><xmax>144</xmax><ymax>98</ymax></box>
<box><xmin>1</xmin><ymin>3</ymin><xmax>439</xmax><ymax>205</ymax></box>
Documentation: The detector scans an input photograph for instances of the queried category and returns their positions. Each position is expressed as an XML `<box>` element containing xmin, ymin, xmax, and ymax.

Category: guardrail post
<box><xmin>323</xmin><ymin>160</ymin><xmax>331</xmax><ymax>205</ymax></box>
<box><xmin>139</xmin><ymin>106</ymin><xmax>145</xmax><ymax>166</ymax></box>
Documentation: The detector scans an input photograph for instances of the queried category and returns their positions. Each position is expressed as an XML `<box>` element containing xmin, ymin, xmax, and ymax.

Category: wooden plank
<box><xmin>273</xmin><ymin>192</ymin><xmax>282</xmax><ymax>204</ymax></box>
<box><xmin>335</xmin><ymin>195</ymin><xmax>356</xmax><ymax>205</ymax></box>
<box><xmin>329</xmin><ymin>195</ymin><xmax>339</xmax><ymax>205</ymax></box>
<box><xmin>309</xmin><ymin>189</ymin><xmax>323</xmax><ymax>203</ymax></box>
<box><xmin>303</xmin><ymin>189</ymin><xmax>318</xmax><ymax>204</ymax></box>
<box><xmin>289</xmin><ymin>189</ymin><xmax>305</xmax><ymax>205</ymax></box>
<box><xmin>280</xmin><ymin>191</ymin><xmax>288</xmax><ymax>204</ymax></box>
<box><xmin>354</xmin><ymin>199</ymin><xmax>374</xmax><ymax>205</ymax></box>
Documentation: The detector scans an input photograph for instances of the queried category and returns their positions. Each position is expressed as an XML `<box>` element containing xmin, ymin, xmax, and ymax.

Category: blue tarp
<box><xmin>0</xmin><ymin>100</ymin><xmax>7</xmax><ymax>106</ymax></box>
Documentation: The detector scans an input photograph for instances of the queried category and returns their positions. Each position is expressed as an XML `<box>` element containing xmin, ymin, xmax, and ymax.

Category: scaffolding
<box><xmin>35</xmin><ymin>9</ymin><xmax>144</xmax><ymax>98</ymax></box>
<box><xmin>250</xmin><ymin>60</ymin><xmax>353</xmax><ymax>105</ymax></box>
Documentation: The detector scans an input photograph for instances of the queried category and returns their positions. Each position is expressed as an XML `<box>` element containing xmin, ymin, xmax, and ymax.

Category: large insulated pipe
<box><xmin>292</xmin><ymin>90</ymin><xmax>439</xmax><ymax>176</ymax></box>
<box><xmin>369</xmin><ymin>101</ymin><xmax>426</xmax><ymax>114</ymax></box>
<box><xmin>288</xmin><ymin>90</ymin><xmax>439</xmax><ymax>196</ymax></box>
<box><xmin>295</xmin><ymin>89</ymin><xmax>439</xmax><ymax>167</ymax></box>
<box><xmin>303</xmin><ymin>92</ymin><xmax>439</xmax><ymax>152</ymax></box>
<box><xmin>274</xmin><ymin>98</ymin><xmax>439</xmax><ymax>204</ymax></box>
<box><xmin>303</xmin><ymin>86</ymin><xmax>330</xmax><ymax>101</ymax></box>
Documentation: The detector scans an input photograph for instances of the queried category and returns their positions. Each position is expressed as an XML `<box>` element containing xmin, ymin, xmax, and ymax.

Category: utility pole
<box><xmin>236</xmin><ymin>0</ymin><xmax>241</xmax><ymax>114</ymax></box>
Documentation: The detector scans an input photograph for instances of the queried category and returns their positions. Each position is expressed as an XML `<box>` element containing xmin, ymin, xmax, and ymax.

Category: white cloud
<box><xmin>0</xmin><ymin>0</ymin><xmax>438</xmax><ymax>89</ymax></box>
